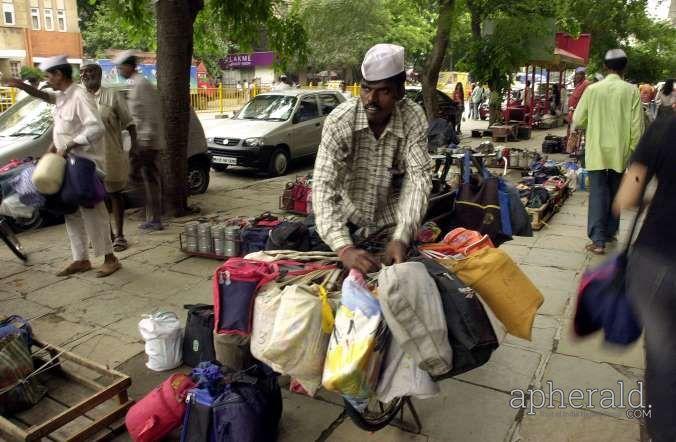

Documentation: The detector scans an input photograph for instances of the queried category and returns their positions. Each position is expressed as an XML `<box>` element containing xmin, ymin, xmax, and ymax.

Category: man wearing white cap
<box><xmin>573</xmin><ymin>48</ymin><xmax>644</xmax><ymax>255</ymax></box>
<box><xmin>312</xmin><ymin>43</ymin><xmax>432</xmax><ymax>273</ymax></box>
<box><xmin>3</xmin><ymin>55</ymin><xmax>121</xmax><ymax>276</ymax></box>
<box><xmin>113</xmin><ymin>50</ymin><xmax>164</xmax><ymax>231</ymax></box>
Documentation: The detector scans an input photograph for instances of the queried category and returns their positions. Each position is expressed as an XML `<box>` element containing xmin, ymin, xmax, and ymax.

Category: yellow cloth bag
<box><xmin>440</xmin><ymin>248</ymin><xmax>543</xmax><ymax>340</ymax></box>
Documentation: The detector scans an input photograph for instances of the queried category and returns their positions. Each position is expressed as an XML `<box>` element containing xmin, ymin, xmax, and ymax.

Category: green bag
<box><xmin>0</xmin><ymin>334</ymin><xmax>47</xmax><ymax>414</ymax></box>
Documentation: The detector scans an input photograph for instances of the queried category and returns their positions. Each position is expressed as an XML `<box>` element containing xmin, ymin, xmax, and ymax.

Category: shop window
<box><xmin>31</xmin><ymin>7</ymin><xmax>40</xmax><ymax>29</ymax></box>
<box><xmin>56</xmin><ymin>9</ymin><xmax>65</xmax><ymax>31</ymax></box>
<box><xmin>10</xmin><ymin>61</ymin><xmax>20</xmax><ymax>77</ymax></box>
<box><xmin>2</xmin><ymin>3</ymin><xmax>15</xmax><ymax>25</ymax></box>
<box><xmin>44</xmin><ymin>8</ymin><xmax>53</xmax><ymax>31</ymax></box>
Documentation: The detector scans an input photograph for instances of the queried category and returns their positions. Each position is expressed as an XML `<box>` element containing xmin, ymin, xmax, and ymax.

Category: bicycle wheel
<box><xmin>343</xmin><ymin>396</ymin><xmax>404</xmax><ymax>432</ymax></box>
<box><xmin>0</xmin><ymin>220</ymin><xmax>27</xmax><ymax>261</ymax></box>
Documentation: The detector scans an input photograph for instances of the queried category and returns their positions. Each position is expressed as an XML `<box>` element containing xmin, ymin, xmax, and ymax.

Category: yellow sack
<box><xmin>440</xmin><ymin>247</ymin><xmax>543</xmax><ymax>340</ymax></box>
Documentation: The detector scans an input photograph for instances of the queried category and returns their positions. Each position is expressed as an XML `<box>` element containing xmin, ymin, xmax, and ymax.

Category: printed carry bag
<box><xmin>322</xmin><ymin>270</ymin><xmax>390</xmax><ymax>412</ymax></box>
<box><xmin>182</xmin><ymin>304</ymin><xmax>217</xmax><ymax>368</ymax></box>
<box><xmin>441</xmin><ymin>247</ymin><xmax>543</xmax><ymax>340</ymax></box>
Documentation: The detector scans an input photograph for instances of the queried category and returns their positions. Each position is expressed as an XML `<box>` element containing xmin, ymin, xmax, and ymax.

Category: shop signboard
<box><xmin>219</xmin><ymin>52</ymin><xmax>275</xmax><ymax>70</ymax></box>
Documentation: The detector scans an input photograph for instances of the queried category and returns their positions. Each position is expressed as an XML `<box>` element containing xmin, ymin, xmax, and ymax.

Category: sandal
<box><xmin>585</xmin><ymin>243</ymin><xmax>606</xmax><ymax>255</ymax></box>
<box><xmin>113</xmin><ymin>236</ymin><xmax>128</xmax><ymax>252</ymax></box>
<box><xmin>96</xmin><ymin>259</ymin><xmax>122</xmax><ymax>278</ymax></box>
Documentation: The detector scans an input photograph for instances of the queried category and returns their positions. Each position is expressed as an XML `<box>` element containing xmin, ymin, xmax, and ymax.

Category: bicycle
<box><xmin>0</xmin><ymin>217</ymin><xmax>27</xmax><ymax>261</ymax></box>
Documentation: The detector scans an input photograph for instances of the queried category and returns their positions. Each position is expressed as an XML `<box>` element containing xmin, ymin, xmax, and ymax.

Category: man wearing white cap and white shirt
<box><xmin>113</xmin><ymin>50</ymin><xmax>164</xmax><ymax>231</ymax></box>
<box><xmin>3</xmin><ymin>55</ymin><xmax>121</xmax><ymax>277</ymax></box>
<box><xmin>312</xmin><ymin>43</ymin><xmax>432</xmax><ymax>274</ymax></box>
<box><xmin>573</xmin><ymin>48</ymin><xmax>644</xmax><ymax>255</ymax></box>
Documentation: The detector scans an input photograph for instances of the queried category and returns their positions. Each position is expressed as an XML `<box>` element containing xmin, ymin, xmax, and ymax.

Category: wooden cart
<box><xmin>0</xmin><ymin>338</ymin><xmax>133</xmax><ymax>442</ymax></box>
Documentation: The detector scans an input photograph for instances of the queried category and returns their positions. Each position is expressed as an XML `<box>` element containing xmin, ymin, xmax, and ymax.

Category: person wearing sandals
<box><xmin>114</xmin><ymin>50</ymin><xmax>164</xmax><ymax>231</ymax></box>
<box><xmin>81</xmin><ymin>62</ymin><xmax>136</xmax><ymax>252</ymax></box>
<box><xmin>572</xmin><ymin>49</ymin><xmax>644</xmax><ymax>255</ymax></box>
<box><xmin>3</xmin><ymin>56</ymin><xmax>122</xmax><ymax>277</ymax></box>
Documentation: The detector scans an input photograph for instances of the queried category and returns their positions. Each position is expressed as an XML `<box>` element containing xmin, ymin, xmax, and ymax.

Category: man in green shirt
<box><xmin>573</xmin><ymin>49</ymin><xmax>644</xmax><ymax>254</ymax></box>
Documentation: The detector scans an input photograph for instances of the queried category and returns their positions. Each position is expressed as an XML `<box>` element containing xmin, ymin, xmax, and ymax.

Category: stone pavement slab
<box><xmin>0</xmin><ymin>297</ymin><xmax>53</xmax><ymax>320</ymax></box>
<box><xmin>505</xmin><ymin>315</ymin><xmax>559</xmax><ymax>353</ymax></box>
<box><xmin>26</xmin><ymin>277</ymin><xmax>104</xmax><ymax>309</ymax></box>
<box><xmin>542</xmin><ymin>354</ymin><xmax>645</xmax><ymax>420</ymax></box>
<box><xmin>278</xmin><ymin>391</ymin><xmax>344</xmax><ymax>442</ymax></box>
<box><xmin>521</xmin><ymin>247</ymin><xmax>587</xmax><ymax>272</ymax></box>
<box><xmin>456</xmin><ymin>344</ymin><xmax>542</xmax><ymax>393</ymax></box>
<box><xmin>535</xmin><ymin>287</ymin><xmax>572</xmax><ymax>317</ymax></box>
<box><xmin>556</xmin><ymin>317</ymin><xmax>645</xmax><ymax>370</ymax></box>
<box><xmin>517</xmin><ymin>412</ymin><xmax>641</xmax><ymax>442</ymax></box>
<box><xmin>415</xmin><ymin>379</ymin><xmax>518</xmax><ymax>442</ymax></box>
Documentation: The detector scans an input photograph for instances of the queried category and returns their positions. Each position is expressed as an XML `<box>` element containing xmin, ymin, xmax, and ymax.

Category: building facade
<box><xmin>0</xmin><ymin>0</ymin><xmax>82</xmax><ymax>78</ymax></box>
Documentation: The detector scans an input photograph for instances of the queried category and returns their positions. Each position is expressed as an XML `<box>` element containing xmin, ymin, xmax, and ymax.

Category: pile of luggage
<box><xmin>516</xmin><ymin>160</ymin><xmax>574</xmax><ymax>210</ymax></box>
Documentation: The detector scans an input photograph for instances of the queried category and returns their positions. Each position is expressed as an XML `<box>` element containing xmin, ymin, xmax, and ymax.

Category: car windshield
<box><xmin>0</xmin><ymin>97</ymin><xmax>53</xmax><ymax>138</ymax></box>
<box><xmin>237</xmin><ymin>95</ymin><xmax>297</xmax><ymax>121</ymax></box>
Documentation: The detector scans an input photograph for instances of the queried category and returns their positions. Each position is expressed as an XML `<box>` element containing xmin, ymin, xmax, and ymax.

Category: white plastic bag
<box><xmin>138</xmin><ymin>311</ymin><xmax>183</xmax><ymax>371</ymax></box>
<box><xmin>0</xmin><ymin>194</ymin><xmax>36</xmax><ymax>219</ymax></box>
<box><xmin>31</xmin><ymin>153</ymin><xmax>66</xmax><ymax>195</ymax></box>
<box><xmin>376</xmin><ymin>339</ymin><xmax>439</xmax><ymax>403</ymax></box>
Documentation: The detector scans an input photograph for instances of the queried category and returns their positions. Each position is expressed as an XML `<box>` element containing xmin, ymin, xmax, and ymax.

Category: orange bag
<box><xmin>419</xmin><ymin>228</ymin><xmax>494</xmax><ymax>258</ymax></box>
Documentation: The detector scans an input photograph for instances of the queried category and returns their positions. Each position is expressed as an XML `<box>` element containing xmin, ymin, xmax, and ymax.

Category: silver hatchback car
<box><xmin>206</xmin><ymin>89</ymin><xmax>346</xmax><ymax>176</ymax></box>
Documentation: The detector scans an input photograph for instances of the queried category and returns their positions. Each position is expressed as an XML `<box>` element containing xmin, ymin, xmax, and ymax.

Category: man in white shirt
<box><xmin>274</xmin><ymin>75</ymin><xmax>292</xmax><ymax>91</ymax></box>
<box><xmin>114</xmin><ymin>50</ymin><xmax>164</xmax><ymax>231</ymax></box>
<box><xmin>4</xmin><ymin>56</ymin><xmax>121</xmax><ymax>277</ymax></box>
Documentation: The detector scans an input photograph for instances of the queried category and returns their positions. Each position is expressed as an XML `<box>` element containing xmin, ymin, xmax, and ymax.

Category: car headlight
<box><xmin>243</xmin><ymin>137</ymin><xmax>264</xmax><ymax>147</ymax></box>
<box><xmin>206</xmin><ymin>137</ymin><xmax>214</xmax><ymax>143</ymax></box>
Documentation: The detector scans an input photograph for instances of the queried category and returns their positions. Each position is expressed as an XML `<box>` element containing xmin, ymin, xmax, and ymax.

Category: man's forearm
<box><xmin>13</xmin><ymin>82</ymin><xmax>53</xmax><ymax>103</ymax></box>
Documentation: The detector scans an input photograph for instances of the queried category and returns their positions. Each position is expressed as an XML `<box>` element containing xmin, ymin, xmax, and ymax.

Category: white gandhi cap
<box><xmin>361</xmin><ymin>44</ymin><xmax>405</xmax><ymax>82</ymax></box>
<box><xmin>605</xmin><ymin>49</ymin><xmax>627</xmax><ymax>60</ymax></box>
<box><xmin>39</xmin><ymin>55</ymin><xmax>69</xmax><ymax>71</ymax></box>
<box><xmin>112</xmin><ymin>49</ymin><xmax>139</xmax><ymax>65</ymax></box>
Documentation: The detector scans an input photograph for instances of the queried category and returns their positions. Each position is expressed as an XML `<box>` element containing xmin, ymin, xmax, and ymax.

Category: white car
<box><xmin>206</xmin><ymin>89</ymin><xmax>346</xmax><ymax>176</ymax></box>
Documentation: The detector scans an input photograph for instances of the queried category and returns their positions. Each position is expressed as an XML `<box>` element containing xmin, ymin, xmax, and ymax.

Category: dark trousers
<box><xmin>627</xmin><ymin>248</ymin><xmax>676</xmax><ymax>442</ymax></box>
<box><xmin>131</xmin><ymin>149</ymin><xmax>162</xmax><ymax>223</ymax></box>
<box><xmin>587</xmin><ymin>170</ymin><xmax>622</xmax><ymax>246</ymax></box>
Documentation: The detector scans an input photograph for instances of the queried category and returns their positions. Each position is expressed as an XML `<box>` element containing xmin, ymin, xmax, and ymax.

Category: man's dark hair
<box><xmin>122</xmin><ymin>56</ymin><xmax>138</xmax><ymax>68</ymax></box>
<box><xmin>662</xmin><ymin>79</ymin><xmax>674</xmax><ymax>96</ymax></box>
<box><xmin>47</xmin><ymin>64</ymin><xmax>73</xmax><ymax>80</ymax></box>
<box><xmin>604</xmin><ymin>57</ymin><xmax>628</xmax><ymax>72</ymax></box>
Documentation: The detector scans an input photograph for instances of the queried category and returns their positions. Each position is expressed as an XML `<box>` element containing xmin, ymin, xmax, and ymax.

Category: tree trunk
<box><xmin>155</xmin><ymin>0</ymin><xmax>203</xmax><ymax>217</ymax></box>
<box><xmin>421</xmin><ymin>0</ymin><xmax>455</xmax><ymax>119</ymax></box>
<box><xmin>467</xmin><ymin>0</ymin><xmax>482</xmax><ymax>39</ymax></box>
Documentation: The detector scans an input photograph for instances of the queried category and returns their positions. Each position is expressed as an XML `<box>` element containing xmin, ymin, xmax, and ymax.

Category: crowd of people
<box><xmin>2</xmin><ymin>50</ymin><xmax>166</xmax><ymax>277</ymax></box>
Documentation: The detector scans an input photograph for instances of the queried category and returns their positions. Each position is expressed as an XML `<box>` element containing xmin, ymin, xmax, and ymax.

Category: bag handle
<box><xmin>183</xmin><ymin>304</ymin><xmax>211</xmax><ymax>311</ymax></box>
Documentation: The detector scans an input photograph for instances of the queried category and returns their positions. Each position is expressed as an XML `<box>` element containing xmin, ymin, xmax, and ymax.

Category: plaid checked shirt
<box><xmin>312</xmin><ymin>97</ymin><xmax>433</xmax><ymax>251</ymax></box>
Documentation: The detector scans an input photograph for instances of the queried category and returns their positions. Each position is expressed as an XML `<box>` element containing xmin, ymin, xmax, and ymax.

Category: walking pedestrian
<box><xmin>572</xmin><ymin>49</ymin><xmax>644</xmax><ymax>255</ymax></box>
<box><xmin>470</xmin><ymin>83</ymin><xmax>482</xmax><ymax>119</ymax></box>
<box><xmin>655</xmin><ymin>79</ymin><xmax>675</xmax><ymax>119</ymax></box>
<box><xmin>80</xmin><ymin>62</ymin><xmax>137</xmax><ymax>251</ymax></box>
<box><xmin>312</xmin><ymin>43</ymin><xmax>433</xmax><ymax>274</ymax></box>
<box><xmin>613</xmin><ymin>112</ymin><xmax>676</xmax><ymax>442</ymax></box>
<box><xmin>114</xmin><ymin>50</ymin><xmax>164</xmax><ymax>231</ymax></box>
<box><xmin>4</xmin><ymin>56</ymin><xmax>121</xmax><ymax>277</ymax></box>
<box><xmin>452</xmin><ymin>82</ymin><xmax>465</xmax><ymax>134</ymax></box>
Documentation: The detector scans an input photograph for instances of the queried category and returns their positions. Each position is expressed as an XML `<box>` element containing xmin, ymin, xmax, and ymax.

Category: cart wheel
<box><xmin>343</xmin><ymin>396</ymin><xmax>404</xmax><ymax>432</ymax></box>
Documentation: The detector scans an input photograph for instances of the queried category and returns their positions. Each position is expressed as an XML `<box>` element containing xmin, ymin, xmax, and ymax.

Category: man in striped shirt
<box><xmin>312</xmin><ymin>44</ymin><xmax>433</xmax><ymax>273</ymax></box>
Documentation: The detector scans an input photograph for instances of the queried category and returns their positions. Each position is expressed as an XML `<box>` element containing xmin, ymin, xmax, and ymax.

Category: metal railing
<box><xmin>0</xmin><ymin>83</ymin><xmax>363</xmax><ymax>114</ymax></box>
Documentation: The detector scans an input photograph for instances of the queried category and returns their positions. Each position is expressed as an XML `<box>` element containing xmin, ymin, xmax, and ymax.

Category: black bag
<box><xmin>183</xmin><ymin>304</ymin><xmax>217</xmax><ymax>367</ymax></box>
<box><xmin>302</xmin><ymin>214</ymin><xmax>331</xmax><ymax>252</ymax></box>
<box><xmin>453</xmin><ymin>152</ymin><xmax>503</xmax><ymax>241</ymax></box>
<box><xmin>265</xmin><ymin>221</ymin><xmax>310</xmax><ymax>251</ymax></box>
<box><xmin>411</xmin><ymin>257</ymin><xmax>498</xmax><ymax>379</ymax></box>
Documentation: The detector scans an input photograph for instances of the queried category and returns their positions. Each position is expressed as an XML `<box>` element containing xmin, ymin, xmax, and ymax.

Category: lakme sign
<box><xmin>219</xmin><ymin>52</ymin><xmax>275</xmax><ymax>70</ymax></box>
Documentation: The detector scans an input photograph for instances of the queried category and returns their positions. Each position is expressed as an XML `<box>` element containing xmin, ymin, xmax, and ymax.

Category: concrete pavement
<box><xmin>0</xmin><ymin>119</ymin><xmax>646</xmax><ymax>441</ymax></box>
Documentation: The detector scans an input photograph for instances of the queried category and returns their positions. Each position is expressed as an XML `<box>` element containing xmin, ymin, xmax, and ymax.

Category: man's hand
<box><xmin>338</xmin><ymin>246</ymin><xmax>380</xmax><ymax>274</ymax></box>
<box><xmin>384</xmin><ymin>240</ymin><xmax>407</xmax><ymax>265</ymax></box>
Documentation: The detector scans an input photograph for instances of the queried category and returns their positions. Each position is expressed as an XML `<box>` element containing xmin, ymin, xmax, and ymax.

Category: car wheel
<box><xmin>267</xmin><ymin>148</ymin><xmax>289</xmax><ymax>177</ymax></box>
<box><xmin>187</xmin><ymin>164</ymin><xmax>210</xmax><ymax>195</ymax></box>
<box><xmin>211</xmin><ymin>164</ymin><xmax>228</xmax><ymax>172</ymax></box>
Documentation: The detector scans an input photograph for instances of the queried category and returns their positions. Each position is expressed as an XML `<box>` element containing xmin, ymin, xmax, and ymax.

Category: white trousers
<box><xmin>64</xmin><ymin>202</ymin><xmax>113</xmax><ymax>261</ymax></box>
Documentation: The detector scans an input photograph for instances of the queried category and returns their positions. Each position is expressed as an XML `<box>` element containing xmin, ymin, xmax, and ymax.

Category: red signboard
<box><xmin>555</xmin><ymin>33</ymin><xmax>592</xmax><ymax>64</ymax></box>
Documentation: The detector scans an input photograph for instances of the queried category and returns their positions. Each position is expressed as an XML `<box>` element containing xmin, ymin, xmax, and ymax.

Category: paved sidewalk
<box><xmin>0</xmin><ymin>124</ymin><xmax>646</xmax><ymax>441</ymax></box>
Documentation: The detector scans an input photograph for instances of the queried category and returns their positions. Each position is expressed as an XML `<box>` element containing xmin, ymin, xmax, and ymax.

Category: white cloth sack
<box><xmin>253</xmin><ymin>278</ymin><xmax>339</xmax><ymax>395</ymax></box>
<box><xmin>31</xmin><ymin>153</ymin><xmax>66</xmax><ymax>195</ymax></box>
<box><xmin>377</xmin><ymin>338</ymin><xmax>439</xmax><ymax>403</ymax></box>
<box><xmin>138</xmin><ymin>311</ymin><xmax>183</xmax><ymax>371</ymax></box>
<box><xmin>378</xmin><ymin>262</ymin><xmax>453</xmax><ymax>376</ymax></box>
